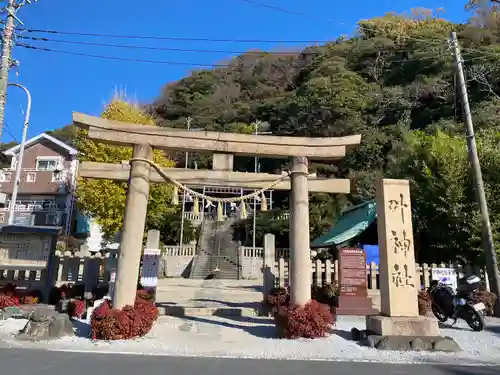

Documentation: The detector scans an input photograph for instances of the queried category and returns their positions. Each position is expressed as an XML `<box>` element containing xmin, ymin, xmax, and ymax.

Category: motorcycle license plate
<box><xmin>473</xmin><ymin>302</ymin><xmax>486</xmax><ymax>311</ymax></box>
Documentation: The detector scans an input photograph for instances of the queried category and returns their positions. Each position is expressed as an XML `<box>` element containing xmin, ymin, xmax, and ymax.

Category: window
<box><xmin>0</xmin><ymin>172</ymin><xmax>11</xmax><ymax>182</ymax></box>
<box><xmin>52</xmin><ymin>170</ymin><xmax>64</xmax><ymax>182</ymax></box>
<box><xmin>36</xmin><ymin>159</ymin><xmax>59</xmax><ymax>171</ymax></box>
<box><xmin>26</xmin><ymin>172</ymin><xmax>36</xmax><ymax>182</ymax></box>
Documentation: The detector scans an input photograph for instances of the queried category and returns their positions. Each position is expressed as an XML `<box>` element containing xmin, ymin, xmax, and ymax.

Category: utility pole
<box><xmin>0</xmin><ymin>0</ymin><xmax>17</xmax><ymax>139</ymax></box>
<box><xmin>0</xmin><ymin>0</ymin><xmax>38</xmax><ymax>138</ymax></box>
<box><xmin>451</xmin><ymin>31</ymin><xmax>500</xmax><ymax>316</ymax></box>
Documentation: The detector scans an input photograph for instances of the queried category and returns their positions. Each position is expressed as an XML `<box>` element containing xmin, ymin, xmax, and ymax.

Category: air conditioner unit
<box><xmin>0</xmin><ymin>193</ymin><xmax>6</xmax><ymax>204</ymax></box>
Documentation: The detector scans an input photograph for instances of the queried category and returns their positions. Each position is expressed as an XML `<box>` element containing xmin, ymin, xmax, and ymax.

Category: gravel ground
<box><xmin>0</xmin><ymin>315</ymin><xmax>499</xmax><ymax>365</ymax></box>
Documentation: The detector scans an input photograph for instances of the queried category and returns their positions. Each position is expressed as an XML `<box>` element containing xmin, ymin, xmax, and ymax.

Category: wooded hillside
<box><xmin>146</xmin><ymin>7</ymin><xmax>500</xmax><ymax>264</ymax></box>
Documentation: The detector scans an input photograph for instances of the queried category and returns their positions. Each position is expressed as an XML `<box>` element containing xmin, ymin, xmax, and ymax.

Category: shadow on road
<box><xmin>438</xmin><ymin>322</ymin><xmax>471</xmax><ymax>331</ymax></box>
<box><xmin>178</xmin><ymin>315</ymin><xmax>277</xmax><ymax>339</ymax></box>
<box><xmin>192</xmin><ymin>298</ymin><xmax>261</xmax><ymax>310</ymax></box>
<box><xmin>431</xmin><ymin>364</ymin><xmax>499</xmax><ymax>375</ymax></box>
<box><xmin>485</xmin><ymin>325</ymin><xmax>500</xmax><ymax>336</ymax></box>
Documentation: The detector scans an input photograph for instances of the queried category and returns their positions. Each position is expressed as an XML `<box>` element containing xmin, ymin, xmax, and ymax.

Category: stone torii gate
<box><xmin>73</xmin><ymin>112</ymin><xmax>361</xmax><ymax>309</ymax></box>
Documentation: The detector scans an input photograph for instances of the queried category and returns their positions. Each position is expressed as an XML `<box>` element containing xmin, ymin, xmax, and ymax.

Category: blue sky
<box><xmin>2</xmin><ymin>0</ymin><xmax>470</xmax><ymax>143</ymax></box>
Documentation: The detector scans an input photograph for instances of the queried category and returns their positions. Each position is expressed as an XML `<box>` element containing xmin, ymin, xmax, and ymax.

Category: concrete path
<box><xmin>155</xmin><ymin>279</ymin><xmax>263</xmax><ymax>309</ymax></box>
<box><xmin>0</xmin><ymin>348</ymin><xmax>497</xmax><ymax>375</ymax></box>
<box><xmin>154</xmin><ymin>278</ymin><xmax>382</xmax><ymax>312</ymax></box>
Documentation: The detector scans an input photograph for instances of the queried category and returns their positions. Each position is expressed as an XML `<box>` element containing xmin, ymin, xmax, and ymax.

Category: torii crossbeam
<box><xmin>73</xmin><ymin>112</ymin><xmax>362</xmax><ymax>309</ymax></box>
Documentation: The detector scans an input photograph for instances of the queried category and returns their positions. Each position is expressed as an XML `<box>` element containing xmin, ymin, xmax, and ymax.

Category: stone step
<box><xmin>157</xmin><ymin>305</ymin><xmax>258</xmax><ymax>317</ymax></box>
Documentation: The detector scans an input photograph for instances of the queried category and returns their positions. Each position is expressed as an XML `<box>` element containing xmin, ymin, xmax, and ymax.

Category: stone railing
<box><xmin>0</xmin><ymin>250</ymin><xmax>116</xmax><ymax>298</ymax></box>
<box><xmin>182</xmin><ymin>212</ymin><xmax>204</xmax><ymax>222</ymax></box>
<box><xmin>160</xmin><ymin>245</ymin><xmax>196</xmax><ymax>278</ymax></box>
<box><xmin>163</xmin><ymin>245</ymin><xmax>196</xmax><ymax>257</ymax></box>
<box><xmin>240</xmin><ymin>246</ymin><xmax>289</xmax><ymax>259</ymax></box>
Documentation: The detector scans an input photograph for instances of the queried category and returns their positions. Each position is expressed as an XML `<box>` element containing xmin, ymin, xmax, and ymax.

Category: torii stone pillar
<box><xmin>113</xmin><ymin>144</ymin><xmax>153</xmax><ymax>309</ymax></box>
<box><xmin>289</xmin><ymin>156</ymin><xmax>311</xmax><ymax>305</ymax></box>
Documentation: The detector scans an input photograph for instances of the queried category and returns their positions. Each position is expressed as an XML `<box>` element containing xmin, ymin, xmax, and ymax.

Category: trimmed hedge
<box><xmin>275</xmin><ymin>300</ymin><xmax>334</xmax><ymax>339</ymax></box>
<box><xmin>90</xmin><ymin>297</ymin><xmax>159</xmax><ymax>340</ymax></box>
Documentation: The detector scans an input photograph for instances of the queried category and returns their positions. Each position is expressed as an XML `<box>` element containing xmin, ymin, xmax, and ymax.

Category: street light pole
<box><xmin>7</xmin><ymin>83</ymin><xmax>31</xmax><ymax>225</ymax></box>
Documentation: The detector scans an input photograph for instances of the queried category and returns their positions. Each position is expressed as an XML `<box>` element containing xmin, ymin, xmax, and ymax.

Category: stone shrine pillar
<box><xmin>289</xmin><ymin>156</ymin><xmax>311</xmax><ymax>306</ymax></box>
<box><xmin>366</xmin><ymin>179</ymin><xmax>439</xmax><ymax>336</ymax></box>
<box><xmin>113</xmin><ymin>144</ymin><xmax>153</xmax><ymax>309</ymax></box>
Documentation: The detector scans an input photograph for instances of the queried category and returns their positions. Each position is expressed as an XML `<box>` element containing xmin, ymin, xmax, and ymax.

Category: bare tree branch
<box><xmin>467</xmin><ymin>64</ymin><xmax>500</xmax><ymax>100</ymax></box>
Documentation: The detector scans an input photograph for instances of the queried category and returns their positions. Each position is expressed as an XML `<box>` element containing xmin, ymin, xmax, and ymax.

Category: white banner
<box><xmin>140</xmin><ymin>248</ymin><xmax>161</xmax><ymax>288</ymax></box>
<box><xmin>431</xmin><ymin>267</ymin><xmax>458</xmax><ymax>291</ymax></box>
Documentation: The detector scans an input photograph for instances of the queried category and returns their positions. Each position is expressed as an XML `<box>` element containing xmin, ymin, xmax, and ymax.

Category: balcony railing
<box><xmin>0</xmin><ymin>200</ymin><xmax>64</xmax><ymax>212</ymax></box>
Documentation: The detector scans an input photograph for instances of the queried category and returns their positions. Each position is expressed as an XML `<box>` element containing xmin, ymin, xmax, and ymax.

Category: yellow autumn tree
<box><xmin>75</xmin><ymin>97</ymin><xmax>176</xmax><ymax>238</ymax></box>
<box><xmin>358</xmin><ymin>9</ymin><xmax>453</xmax><ymax>42</ymax></box>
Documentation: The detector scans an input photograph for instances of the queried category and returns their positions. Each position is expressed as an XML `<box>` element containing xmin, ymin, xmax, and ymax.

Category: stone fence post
<box><xmin>106</xmin><ymin>250</ymin><xmax>119</xmax><ymax>300</ymax></box>
<box><xmin>263</xmin><ymin>233</ymin><xmax>276</xmax><ymax>299</ymax></box>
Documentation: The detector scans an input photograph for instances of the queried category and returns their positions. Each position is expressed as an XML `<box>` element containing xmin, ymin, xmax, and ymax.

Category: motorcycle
<box><xmin>428</xmin><ymin>275</ymin><xmax>486</xmax><ymax>331</ymax></box>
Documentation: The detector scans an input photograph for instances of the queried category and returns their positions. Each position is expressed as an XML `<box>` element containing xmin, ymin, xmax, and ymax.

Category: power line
<box><xmin>21</xmin><ymin>23</ymin><xmax>451</xmax><ymax>48</ymax></box>
<box><xmin>17</xmin><ymin>41</ymin><xmax>454</xmax><ymax>68</ymax></box>
<box><xmin>18</xmin><ymin>35</ymin><xmax>451</xmax><ymax>57</ymax></box>
<box><xmin>236</xmin><ymin>0</ymin><xmax>344</xmax><ymax>26</ymax></box>
<box><xmin>21</xmin><ymin>28</ymin><xmax>330</xmax><ymax>44</ymax></box>
<box><xmin>237</xmin><ymin>0</ymin><xmax>302</xmax><ymax>16</ymax></box>
<box><xmin>16</xmin><ymin>43</ymin><xmax>247</xmax><ymax>67</ymax></box>
<box><xmin>17</xmin><ymin>36</ymin><xmax>315</xmax><ymax>55</ymax></box>
<box><xmin>3</xmin><ymin>120</ymin><xmax>18</xmax><ymax>143</ymax></box>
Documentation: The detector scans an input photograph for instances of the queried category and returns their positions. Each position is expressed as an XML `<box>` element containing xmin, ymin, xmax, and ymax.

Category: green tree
<box><xmin>75</xmin><ymin>98</ymin><xmax>180</xmax><ymax>240</ymax></box>
<box><xmin>388</xmin><ymin>129</ymin><xmax>500</xmax><ymax>264</ymax></box>
<box><xmin>47</xmin><ymin>125</ymin><xmax>76</xmax><ymax>146</ymax></box>
<box><xmin>0</xmin><ymin>141</ymin><xmax>17</xmax><ymax>168</ymax></box>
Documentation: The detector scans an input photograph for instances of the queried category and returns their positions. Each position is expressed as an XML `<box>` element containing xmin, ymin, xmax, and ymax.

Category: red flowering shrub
<box><xmin>263</xmin><ymin>287</ymin><xmax>290</xmax><ymax>315</ymax></box>
<box><xmin>68</xmin><ymin>299</ymin><xmax>86</xmax><ymax>319</ymax></box>
<box><xmin>274</xmin><ymin>300</ymin><xmax>334</xmax><ymax>339</ymax></box>
<box><xmin>0</xmin><ymin>295</ymin><xmax>20</xmax><ymax>308</ymax></box>
<box><xmin>90</xmin><ymin>298</ymin><xmax>159</xmax><ymax>340</ymax></box>
<box><xmin>418</xmin><ymin>289</ymin><xmax>431</xmax><ymax>316</ymax></box>
<box><xmin>92</xmin><ymin>299</ymin><xmax>112</xmax><ymax>319</ymax></box>
<box><xmin>136</xmin><ymin>288</ymin><xmax>155</xmax><ymax>301</ymax></box>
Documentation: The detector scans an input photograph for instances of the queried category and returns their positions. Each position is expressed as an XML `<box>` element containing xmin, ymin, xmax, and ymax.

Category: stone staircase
<box><xmin>190</xmin><ymin>217</ymin><xmax>241</xmax><ymax>280</ymax></box>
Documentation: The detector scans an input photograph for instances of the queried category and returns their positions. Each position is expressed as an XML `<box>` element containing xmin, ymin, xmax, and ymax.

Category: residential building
<box><xmin>0</xmin><ymin>133</ymin><xmax>78</xmax><ymax>231</ymax></box>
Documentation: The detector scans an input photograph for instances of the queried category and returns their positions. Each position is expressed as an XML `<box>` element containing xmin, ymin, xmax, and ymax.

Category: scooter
<box><xmin>428</xmin><ymin>275</ymin><xmax>486</xmax><ymax>331</ymax></box>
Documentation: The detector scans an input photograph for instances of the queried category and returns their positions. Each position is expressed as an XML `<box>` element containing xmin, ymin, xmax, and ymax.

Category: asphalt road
<box><xmin>0</xmin><ymin>348</ymin><xmax>498</xmax><ymax>375</ymax></box>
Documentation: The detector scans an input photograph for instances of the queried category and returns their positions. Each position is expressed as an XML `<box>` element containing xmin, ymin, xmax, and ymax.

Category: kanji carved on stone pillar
<box><xmin>376</xmin><ymin>179</ymin><xmax>419</xmax><ymax>317</ymax></box>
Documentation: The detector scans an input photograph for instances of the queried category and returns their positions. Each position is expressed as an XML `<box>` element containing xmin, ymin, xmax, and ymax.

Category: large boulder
<box><xmin>16</xmin><ymin>306</ymin><xmax>74</xmax><ymax>341</ymax></box>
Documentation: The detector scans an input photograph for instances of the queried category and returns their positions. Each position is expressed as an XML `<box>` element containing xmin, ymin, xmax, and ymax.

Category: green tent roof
<box><xmin>311</xmin><ymin>200</ymin><xmax>377</xmax><ymax>248</ymax></box>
